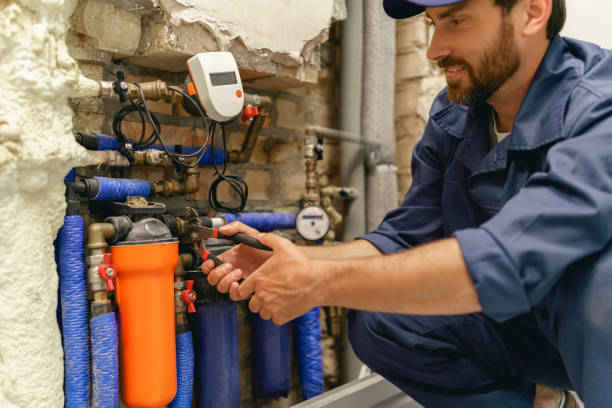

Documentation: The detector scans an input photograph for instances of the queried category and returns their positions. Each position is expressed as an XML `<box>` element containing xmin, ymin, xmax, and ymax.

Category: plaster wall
<box><xmin>70</xmin><ymin>0</ymin><xmax>346</xmax><ymax>83</ymax></box>
<box><xmin>0</xmin><ymin>1</ymin><xmax>101</xmax><ymax>406</ymax></box>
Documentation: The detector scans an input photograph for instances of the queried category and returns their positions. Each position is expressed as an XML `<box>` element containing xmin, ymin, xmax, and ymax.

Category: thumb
<box><xmin>257</xmin><ymin>232</ymin><xmax>289</xmax><ymax>251</ymax></box>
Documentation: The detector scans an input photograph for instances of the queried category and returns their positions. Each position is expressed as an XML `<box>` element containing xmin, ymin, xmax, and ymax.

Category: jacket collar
<box><xmin>431</xmin><ymin>36</ymin><xmax>580</xmax><ymax>175</ymax></box>
<box><xmin>506</xmin><ymin>36</ymin><xmax>579</xmax><ymax>150</ymax></box>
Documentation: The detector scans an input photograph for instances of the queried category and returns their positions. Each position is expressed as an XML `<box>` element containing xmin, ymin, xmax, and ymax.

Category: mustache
<box><xmin>438</xmin><ymin>57</ymin><xmax>470</xmax><ymax>70</ymax></box>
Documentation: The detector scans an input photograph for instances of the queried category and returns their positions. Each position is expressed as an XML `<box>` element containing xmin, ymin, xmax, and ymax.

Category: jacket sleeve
<box><xmin>455</xmin><ymin>93</ymin><xmax>612</xmax><ymax>321</ymax></box>
<box><xmin>359</xmin><ymin>120</ymin><xmax>448</xmax><ymax>254</ymax></box>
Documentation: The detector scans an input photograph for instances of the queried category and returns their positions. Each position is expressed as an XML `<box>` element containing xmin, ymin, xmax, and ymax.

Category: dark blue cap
<box><xmin>383</xmin><ymin>0</ymin><xmax>465</xmax><ymax>19</ymax></box>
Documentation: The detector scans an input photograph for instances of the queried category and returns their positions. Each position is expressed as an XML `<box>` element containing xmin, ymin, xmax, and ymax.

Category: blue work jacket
<box><xmin>361</xmin><ymin>36</ymin><xmax>612</xmax><ymax>322</ymax></box>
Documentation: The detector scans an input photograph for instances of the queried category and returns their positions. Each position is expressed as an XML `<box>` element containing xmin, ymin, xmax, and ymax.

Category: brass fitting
<box><xmin>134</xmin><ymin>150</ymin><xmax>166</xmax><ymax>166</ymax></box>
<box><xmin>152</xmin><ymin>167</ymin><xmax>200</xmax><ymax>197</ymax></box>
<box><xmin>125</xmin><ymin>80</ymin><xmax>183</xmax><ymax>104</ymax></box>
<box><xmin>87</xmin><ymin>223</ymin><xmax>117</xmax><ymax>252</ymax></box>
<box><xmin>86</xmin><ymin>222</ymin><xmax>117</xmax><ymax>310</ymax></box>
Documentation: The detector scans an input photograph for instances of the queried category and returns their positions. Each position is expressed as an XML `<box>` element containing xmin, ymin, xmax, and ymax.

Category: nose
<box><xmin>426</xmin><ymin>28</ymin><xmax>452</xmax><ymax>63</ymax></box>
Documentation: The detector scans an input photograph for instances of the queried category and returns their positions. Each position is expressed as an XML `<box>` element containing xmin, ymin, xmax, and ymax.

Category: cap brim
<box><xmin>383</xmin><ymin>0</ymin><xmax>465</xmax><ymax>19</ymax></box>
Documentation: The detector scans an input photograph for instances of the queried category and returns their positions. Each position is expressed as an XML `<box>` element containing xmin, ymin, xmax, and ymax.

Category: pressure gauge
<box><xmin>186</xmin><ymin>52</ymin><xmax>244</xmax><ymax>122</ymax></box>
<box><xmin>296</xmin><ymin>205</ymin><xmax>330</xmax><ymax>241</ymax></box>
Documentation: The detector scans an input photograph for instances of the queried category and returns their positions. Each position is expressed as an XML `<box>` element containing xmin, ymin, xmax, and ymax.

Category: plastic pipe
<box><xmin>57</xmin><ymin>215</ymin><xmax>90</xmax><ymax>408</ymax></box>
<box><xmin>252</xmin><ymin>314</ymin><xmax>291</xmax><ymax>399</ymax></box>
<box><xmin>295</xmin><ymin>307</ymin><xmax>325</xmax><ymax>399</ymax></box>
<box><xmin>79</xmin><ymin>133</ymin><xmax>226</xmax><ymax>165</ymax></box>
<box><xmin>91</xmin><ymin>312</ymin><xmax>119</xmax><ymax>408</ymax></box>
<box><xmin>193</xmin><ymin>301</ymin><xmax>240</xmax><ymax>408</ymax></box>
<box><xmin>220</xmin><ymin>212</ymin><xmax>296</xmax><ymax>231</ymax></box>
<box><xmin>169</xmin><ymin>331</ymin><xmax>195</xmax><ymax>408</ymax></box>
<box><xmin>93</xmin><ymin>176</ymin><xmax>150</xmax><ymax>201</ymax></box>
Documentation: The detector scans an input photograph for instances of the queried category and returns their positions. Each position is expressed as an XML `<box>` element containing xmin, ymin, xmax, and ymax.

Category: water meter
<box><xmin>296</xmin><ymin>205</ymin><xmax>330</xmax><ymax>241</ymax></box>
<box><xmin>187</xmin><ymin>52</ymin><xmax>244</xmax><ymax>122</ymax></box>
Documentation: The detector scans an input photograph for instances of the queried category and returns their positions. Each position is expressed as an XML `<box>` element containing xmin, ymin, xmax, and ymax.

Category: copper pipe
<box><xmin>228</xmin><ymin>96</ymin><xmax>272</xmax><ymax>163</ymax></box>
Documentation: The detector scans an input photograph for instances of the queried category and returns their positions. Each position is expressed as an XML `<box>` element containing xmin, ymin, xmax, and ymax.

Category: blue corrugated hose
<box><xmin>220</xmin><ymin>212</ymin><xmax>296</xmax><ymax>231</ymax></box>
<box><xmin>93</xmin><ymin>176</ymin><xmax>150</xmax><ymax>201</ymax></box>
<box><xmin>90</xmin><ymin>133</ymin><xmax>226</xmax><ymax>165</ymax></box>
<box><xmin>94</xmin><ymin>133</ymin><xmax>121</xmax><ymax>150</ymax></box>
<box><xmin>91</xmin><ymin>312</ymin><xmax>119</xmax><ymax>408</ymax></box>
<box><xmin>252</xmin><ymin>314</ymin><xmax>291</xmax><ymax>399</ymax></box>
<box><xmin>295</xmin><ymin>307</ymin><xmax>325</xmax><ymax>399</ymax></box>
<box><xmin>57</xmin><ymin>216</ymin><xmax>90</xmax><ymax>408</ymax></box>
<box><xmin>169</xmin><ymin>332</ymin><xmax>194</xmax><ymax>408</ymax></box>
<box><xmin>64</xmin><ymin>168</ymin><xmax>76</xmax><ymax>183</ymax></box>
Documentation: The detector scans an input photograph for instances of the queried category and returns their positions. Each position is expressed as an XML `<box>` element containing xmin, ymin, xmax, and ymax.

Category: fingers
<box><xmin>201</xmin><ymin>259</ymin><xmax>216</xmax><ymax>275</ymax></box>
<box><xmin>237</xmin><ymin>274</ymin><xmax>257</xmax><ymax>299</ymax></box>
<box><xmin>256</xmin><ymin>232</ymin><xmax>290</xmax><ymax>251</ymax></box>
<box><xmin>248</xmin><ymin>295</ymin><xmax>261</xmax><ymax>314</ymax></box>
<box><xmin>229</xmin><ymin>281</ymin><xmax>247</xmax><ymax>301</ymax></box>
<box><xmin>206</xmin><ymin>262</ymin><xmax>235</xmax><ymax>287</ymax></box>
<box><xmin>219</xmin><ymin>221</ymin><xmax>260</xmax><ymax>238</ymax></box>
<box><xmin>216</xmin><ymin>268</ymin><xmax>242</xmax><ymax>293</ymax></box>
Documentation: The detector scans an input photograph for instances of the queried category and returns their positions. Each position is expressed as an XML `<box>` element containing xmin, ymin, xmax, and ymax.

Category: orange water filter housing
<box><xmin>110</xmin><ymin>218</ymin><xmax>179</xmax><ymax>408</ymax></box>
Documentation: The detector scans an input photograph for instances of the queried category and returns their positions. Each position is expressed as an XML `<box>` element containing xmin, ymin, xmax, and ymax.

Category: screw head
<box><xmin>188</xmin><ymin>293</ymin><xmax>196</xmax><ymax>301</ymax></box>
<box><xmin>120</xmin><ymin>81</ymin><xmax>128</xmax><ymax>90</ymax></box>
<box><xmin>106</xmin><ymin>267</ymin><xmax>115</xmax><ymax>278</ymax></box>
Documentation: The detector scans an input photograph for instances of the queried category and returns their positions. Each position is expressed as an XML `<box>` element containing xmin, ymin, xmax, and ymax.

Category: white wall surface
<box><xmin>561</xmin><ymin>0</ymin><xmax>612</xmax><ymax>49</ymax></box>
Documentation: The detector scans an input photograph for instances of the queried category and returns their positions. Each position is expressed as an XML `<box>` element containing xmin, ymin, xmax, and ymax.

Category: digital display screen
<box><xmin>209</xmin><ymin>71</ymin><xmax>237</xmax><ymax>86</ymax></box>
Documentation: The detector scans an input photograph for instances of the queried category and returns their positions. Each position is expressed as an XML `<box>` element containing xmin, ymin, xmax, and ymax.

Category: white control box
<box><xmin>187</xmin><ymin>52</ymin><xmax>244</xmax><ymax>122</ymax></box>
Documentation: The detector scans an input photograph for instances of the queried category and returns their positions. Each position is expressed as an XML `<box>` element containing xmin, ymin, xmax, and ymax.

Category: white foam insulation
<box><xmin>0</xmin><ymin>0</ymin><xmax>102</xmax><ymax>406</ymax></box>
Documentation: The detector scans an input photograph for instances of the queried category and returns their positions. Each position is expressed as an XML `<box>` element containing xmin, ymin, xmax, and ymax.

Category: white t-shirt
<box><xmin>489</xmin><ymin>111</ymin><xmax>511</xmax><ymax>147</ymax></box>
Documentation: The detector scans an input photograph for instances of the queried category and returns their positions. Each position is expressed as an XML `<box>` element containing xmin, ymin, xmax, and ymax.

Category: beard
<box><xmin>440</xmin><ymin>17</ymin><xmax>521</xmax><ymax>106</ymax></box>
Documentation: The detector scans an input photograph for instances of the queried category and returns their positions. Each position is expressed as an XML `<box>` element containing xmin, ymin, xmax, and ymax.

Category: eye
<box><xmin>449</xmin><ymin>18</ymin><xmax>464</xmax><ymax>26</ymax></box>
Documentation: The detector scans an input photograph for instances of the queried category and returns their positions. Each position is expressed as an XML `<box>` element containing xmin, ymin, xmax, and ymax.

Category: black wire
<box><xmin>111</xmin><ymin>83</ymin><xmax>212</xmax><ymax>168</ymax></box>
<box><xmin>208</xmin><ymin>122</ymin><xmax>249</xmax><ymax>212</ymax></box>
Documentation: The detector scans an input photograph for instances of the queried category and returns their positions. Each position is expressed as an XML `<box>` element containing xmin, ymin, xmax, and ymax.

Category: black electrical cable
<box><xmin>111</xmin><ymin>83</ymin><xmax>212</xmax><ymax>168</ymax></box>
<box><xmin>208</xmin><ymin>121</ymin><xmax>249</xmax><ymax>212</ymax></box>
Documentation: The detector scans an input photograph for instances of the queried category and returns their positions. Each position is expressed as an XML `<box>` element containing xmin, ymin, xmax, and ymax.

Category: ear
<box><xmin>522</xmin><ymin>0</ymin><xmax>552</xmax><ymax>37</ymax></box>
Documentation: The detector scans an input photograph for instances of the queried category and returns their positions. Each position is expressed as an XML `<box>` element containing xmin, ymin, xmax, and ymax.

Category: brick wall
<box><xmin>394</xmin><ymin>16</ymin><xmax>445</xmax><ymax>202</ymax></box>
<box><xmin>69</xmin><ymin>14</ymin><xmax>342</xmax><ymax>407</ymax></box>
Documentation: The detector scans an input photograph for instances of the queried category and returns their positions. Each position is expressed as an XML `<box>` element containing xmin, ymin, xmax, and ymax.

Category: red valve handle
<box><xmin>181</xmin><ymin>280</ymin><xmax>197</xmax><ymax>313</ymax></box>
<box><xmin>241</xmin><ymin>105</ymin><xmax>259</xmax><ymax>123</ymax></box>
<box><xmin>97</xmin><ymin>253</ymin><xmax>116</xmax><ymax>291</ymax></box>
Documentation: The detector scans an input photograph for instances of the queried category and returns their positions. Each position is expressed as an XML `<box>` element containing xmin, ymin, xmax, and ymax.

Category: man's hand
<box><xmin>229</xmin><ymin>233</ymin><xmax>324</xmax><ymax>325</ymax></box>
<box><xmin>201</xmin><ymin>222</ymin><xmax>272</xmax><ymax>293</ymax></box>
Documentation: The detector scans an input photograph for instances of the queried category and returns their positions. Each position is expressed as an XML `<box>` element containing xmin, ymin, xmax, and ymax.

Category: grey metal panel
<box><xmin>291</xmin><ymin>374</ymin><xmax>423</xmax><ymax>408</ymax></box>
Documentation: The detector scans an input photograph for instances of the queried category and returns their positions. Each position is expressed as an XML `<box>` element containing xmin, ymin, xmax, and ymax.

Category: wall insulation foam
<box><xmin>0</xmin><ymin>1</ymin><xmax>99</xmax><ymax>406</ymax></box>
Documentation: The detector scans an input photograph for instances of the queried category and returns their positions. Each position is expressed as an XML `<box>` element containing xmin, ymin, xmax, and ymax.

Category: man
<box><xmin>203</xmin><ymin>0</ymin><xmax>612</xmax><ymax>406</ymax></box>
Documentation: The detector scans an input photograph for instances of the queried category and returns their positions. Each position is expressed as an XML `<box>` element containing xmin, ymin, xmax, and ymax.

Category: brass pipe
<box><xmin>125</xmin><ymin>80</ymin><xmax>183</xmax><ymax>104</ymax></box>
<box><xmin>86</xmin><ymin>222</ymin><xmax>117</xmax><ymax>313</ymax></box>
<box><xmin>228</xmin><ymin>96</ymin><xmax>272</xmax><ymax>163</ymax></box>
<box><xmin>87</xmin><ymin>223</ymin><xmax>117</xmax><ymax>252</ymax></box>
<box><xmin>152</xmin><ymin>167</ymin><xmax>200</xmax><ymax>197</ymax></box>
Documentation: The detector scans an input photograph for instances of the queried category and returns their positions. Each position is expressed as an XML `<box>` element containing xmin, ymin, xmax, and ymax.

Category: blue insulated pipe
<box><xmin>194</xmin><ymin>301</ymin><xmax>240</xmax><ymax>408</ymax></box>
<box><xmin>295</xmin><ymin>307</ymin><xmax>325</xmax><ymax>399</ymax></box>
<box><xmin>169</xmin><ymin>331</ymin><xmax>195</xmax><ymax>408</ymax></box>
<box><xmin>57</xmin><ymin>215</ymin><xmax>90</xmax><ymax>408</ymax></box>
<box><xmin>91</xmin><ymin>312</ymin><xmax>119</xmax><ymax>408</ymax></box>
<box><xmin>93</xmin><ymin>176</ymin><xmax>150</xmax><ymax>201</ymax></box>
<box><xmin>81</xmin><ymin>133</ymin><xmax>226</xmax><ymax>165</ymax></box>
<box><xmin>252</xmin><ymin>314</ymin><xmax>291</xmax><ymax>399</ymax></box>
<box><xmin>220</xmin><ymin>212</ymin><xmax>296</xmax><ymax>231</ymax></box>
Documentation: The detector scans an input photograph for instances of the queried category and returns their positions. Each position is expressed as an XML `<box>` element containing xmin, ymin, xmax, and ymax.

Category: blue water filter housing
<box><xmin>193</xmin><ymin>301</ymin><xmax>240</xmax><ymax>408</ymax></box>
<box><xmin>251</xmin><ymin>313</ymin><xmax>291</xmax><ymax>399</ymax></box>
